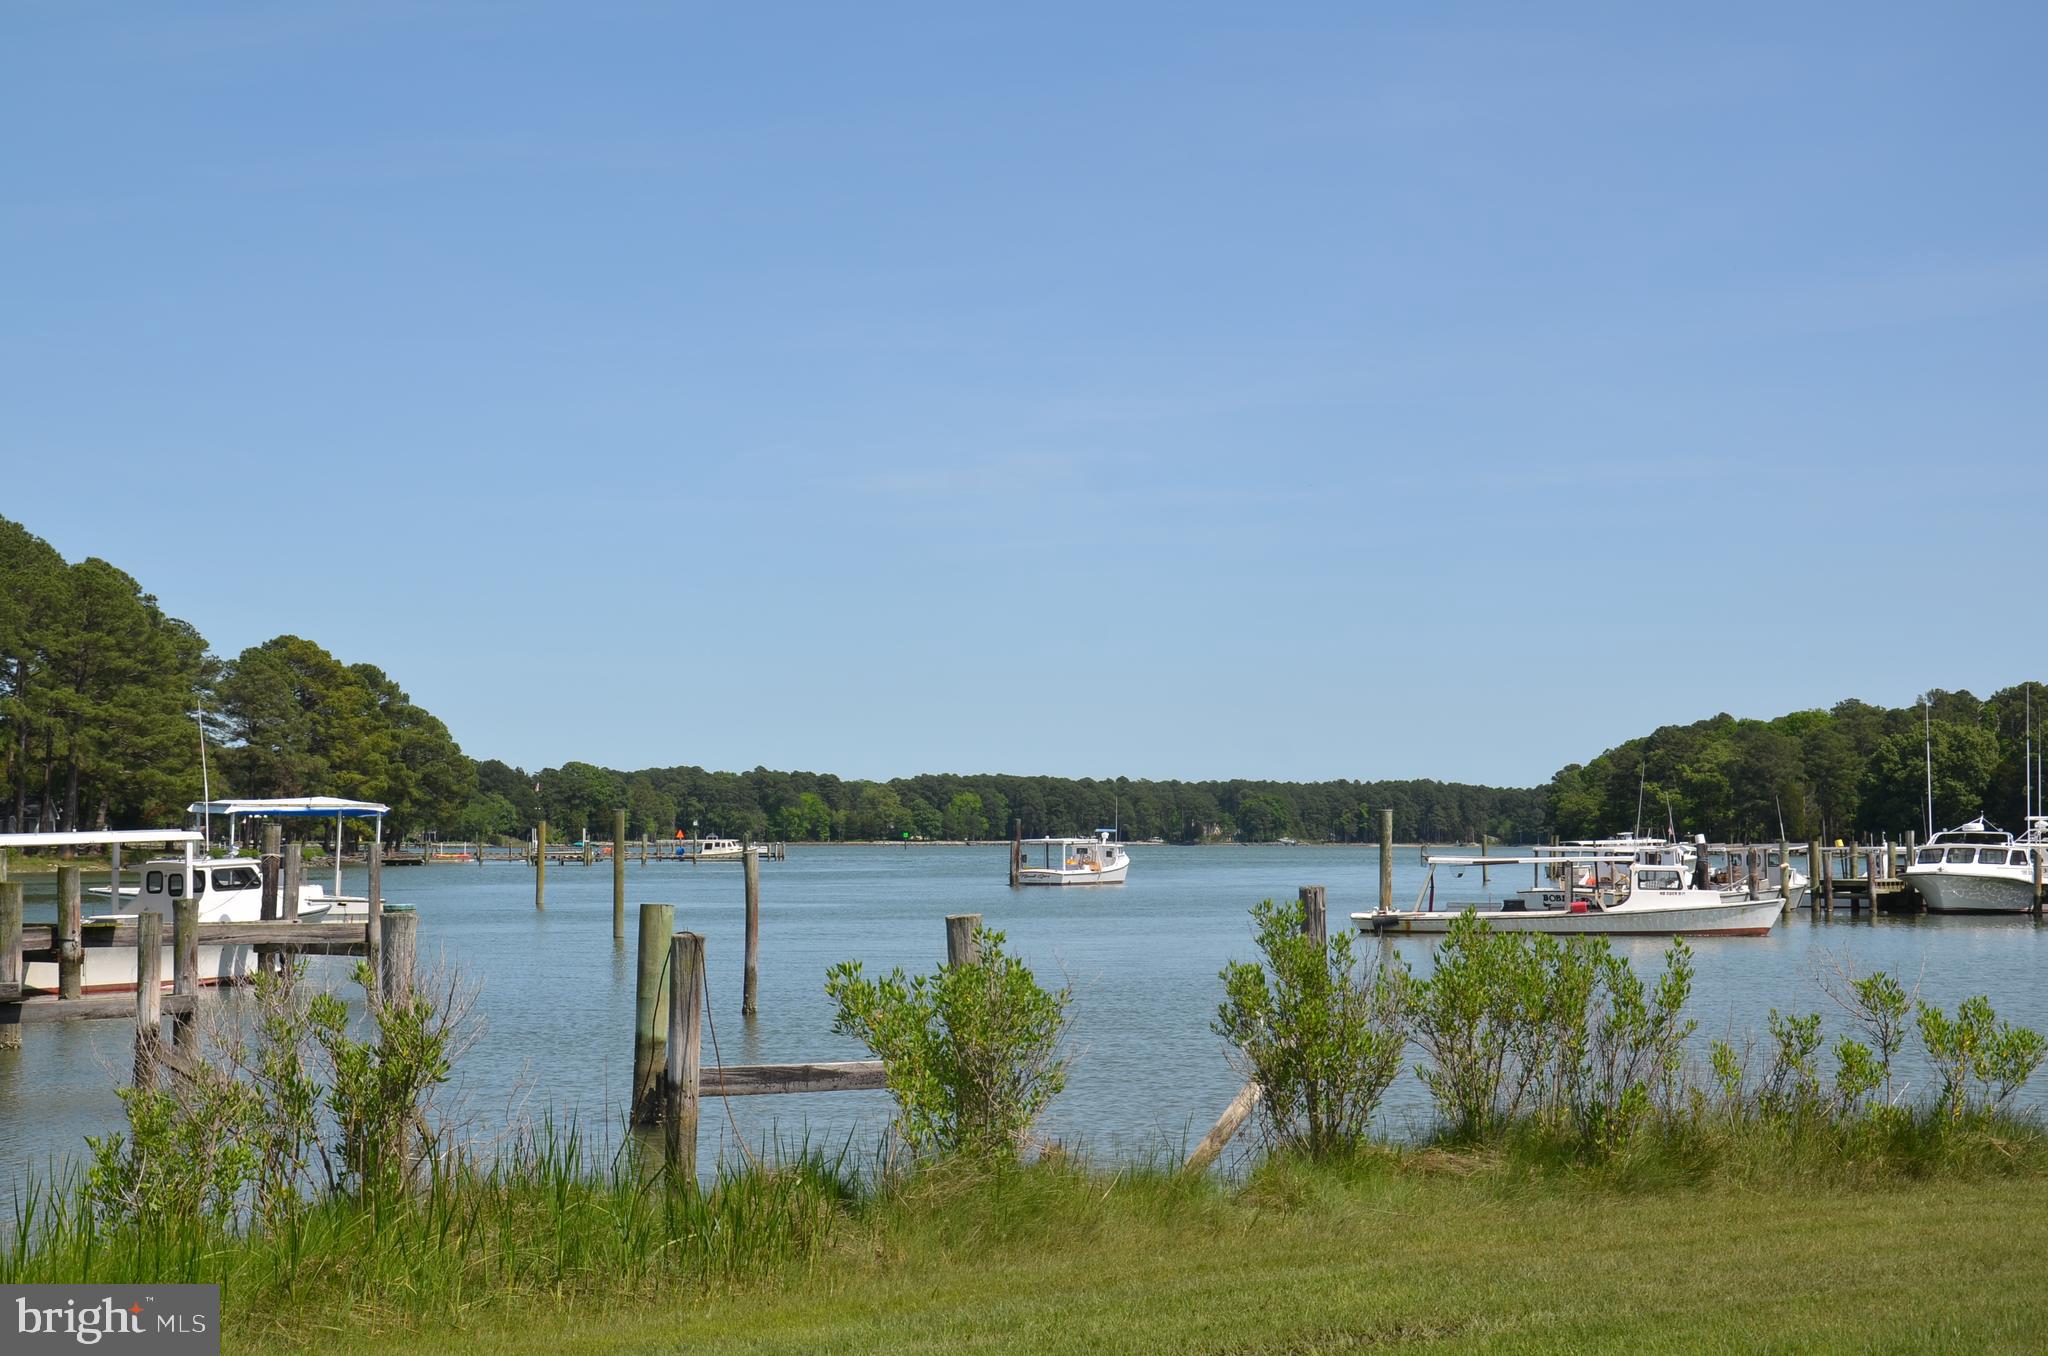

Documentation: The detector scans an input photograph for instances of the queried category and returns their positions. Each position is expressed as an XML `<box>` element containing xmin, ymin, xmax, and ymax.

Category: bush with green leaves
<box><xmin>84</xmin><ymin>960</ymin><xmax>466</xmax><ymax>1227</ymax></box>
<box><xmin>825</xmin><ymin>929</ymin><xmax>1069</xmax><ymax>1160</ymax></box>
<box><xmin>1399</xmin><ymin>911</ymin><xmax>1693</xmax><ymax>1149</ymax></box>
<box><xmin>1214</xmin><ymin>897</ymin><xmax>1405</xmax><ymax>1156</ymax></box>
<box><xmin>1918</xmin><ymin>994</ymin><xmax>2048</xmax><ymax>1122</ymax></box>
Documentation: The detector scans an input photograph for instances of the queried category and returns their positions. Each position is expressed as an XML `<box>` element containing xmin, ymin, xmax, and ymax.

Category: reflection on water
<box><xmin>5</xmin><ymin>844</ymin><xmax>2046</xmax><ymax>1185</ymax></box>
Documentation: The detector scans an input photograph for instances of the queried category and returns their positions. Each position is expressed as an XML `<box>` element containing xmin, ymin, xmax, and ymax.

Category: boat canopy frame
<box><xmin>188</xmin><ymin>797</ymin><xmax>389</xmax><ymax>901</ymax></box>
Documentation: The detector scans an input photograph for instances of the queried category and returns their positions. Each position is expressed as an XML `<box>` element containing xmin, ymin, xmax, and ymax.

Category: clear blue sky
<box><xmin>6</xmin><ymin>3</ymin><xmax>2043</xmax><ymax>787</ymax></box>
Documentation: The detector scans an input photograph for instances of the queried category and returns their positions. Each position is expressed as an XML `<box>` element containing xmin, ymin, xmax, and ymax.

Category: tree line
<box><xmin>1546</xmin><ymin>685</ymin><xmax>2048</xmax><ymax>844</ymax></box>
<box><xmin>1</xmin><ymin>515</ymin><xmax>473</xmax><ymax>840</ymax></box>
<box><xmin>6</xmin><ymin>513</ymin><xmax>2042</xmax><ymax>850</ymax></box>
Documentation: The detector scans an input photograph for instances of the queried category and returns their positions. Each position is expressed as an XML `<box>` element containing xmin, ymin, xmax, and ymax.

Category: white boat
<box><xmin>2</xmin><ymin>829</ymin><xmax>334</xmax><ymax>997</ymax></box>
<box><xmin>1017</xmin><ymin>830</ymin><xmax>1130</xmax><ymax>885</ymax></box>
<box><xmin>1906</xmin><ymin>817</ymin><xmax>2045</xmax><ymax>914</ymax></box>
<box><xmin>1353</xmin><ymin>854</ymin><xmax>1785</xmax><ymax>936</ymax></box>
<box><xmin>191</xmin><ymin>796</ymin><xmax>391</xmax><ymax>918</ymax></box>
<box><xmin>691</xmin><ymin>836</ymin><xmax>749</xmax><ymax>860</ymax></box>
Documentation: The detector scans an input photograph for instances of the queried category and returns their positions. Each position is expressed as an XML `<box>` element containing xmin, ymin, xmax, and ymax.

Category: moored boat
<box><xmin>1018</xmin><ymin>830</ymin><xmax>1130</xmax><ymax>885</ymax></box>
<box><xmin>1354</xmin><ymin>852</ymin><xmax>1785</xmax><ymax>937</ymax></box>
<box><xmin>1906</xmin><ymin>817</ymin><xmax>2046</xmax><ymax>914</ymax></box>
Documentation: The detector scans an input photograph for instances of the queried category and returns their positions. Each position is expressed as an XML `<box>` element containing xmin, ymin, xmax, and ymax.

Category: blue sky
<box><xmin>5</xmin><ymin>3</ymin><xmax>2044</xmax><ymax>787</ymax></box>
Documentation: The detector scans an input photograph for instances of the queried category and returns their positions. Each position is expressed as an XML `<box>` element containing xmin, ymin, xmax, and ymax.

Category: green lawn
<box><xmin>242</xmin><ymin>1162</ymin><xmax>2048</xmax><ymax>1355</ymax></box>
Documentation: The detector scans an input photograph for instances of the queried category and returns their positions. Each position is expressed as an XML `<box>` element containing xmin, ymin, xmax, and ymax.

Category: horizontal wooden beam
<box><xmin>701</xmin><ymin>1060</ymin><xmax>887</xmax><ymax>1097</ymax></box>
<box><xmin>7</xmin><ymin>992</ymin><xmax>197</xmax><ymax>1024</ymax></box>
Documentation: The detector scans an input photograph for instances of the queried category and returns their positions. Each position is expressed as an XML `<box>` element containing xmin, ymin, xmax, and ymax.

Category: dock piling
<box><xmin>664</xmin><ymin>930</ymin><xmax>705</xmax><ymax>1182</ymax></box>
<box><xmin>613</xmin><ymin>809</ymin><xmax>627</xmax><ymax>942</ymax></box>
<box><xmin>57</xmin><ymin>864</ymin><xmax>82</xmax><ymax>1000</ymax></box>
<box><xmin>535</xmin><ymin>820</ymin><xmax>547</xmax><ymax>910</ymax></box>
<box><xmin>133</xmin><ymin>911</ymin><xmax>162</xmax><ymax>1087</ymax></box>
<box><xmin>1812</xmin><ymin>839</ymin><xmax>1830</xmax><ymax>913</ymax></box>
<box><xmin>632</xmin><ymin>902</ymin><xmax>676</xmax><ymax>1125</ymax></box>
<box><xmin>0</xmin><ymin>882</ymin><xmax>22</xmax><ymax>1051</ymax></box>
<box><xmin>1379</xmin><ymin>810</ymin><xmax>1395</xmax><ymax>912</ymax></box>
<box><xmin>1298</xmin><ymin>885</ymin><xmax>1327</xmax><ymax>943</ymax></box>
<box><xmin>172</xmin><ymin>897</ymin><xmax>197</xmax><ymax>1054</ymax></box>
<box><xmin>742</xmin><ymin>848</ymin><xmax>760</xmax><ymax>1016</ymax></box>
<box><xmin>366</xmin><ymin>838</ymin><xmax>383</xmax><ymax>981</ymax></box>
<box><xmin>946</xmin><ymin>913</ymin><xmax>981</xmax><ymax>968</ymax></box>
<box><xmin>1010</xmin><ymin>819</ymin><xmax>1022</xmax><ymax>887</ymax></box>
<box><xmin>379</xmin><ymin>907</ymin><xmax>417</xmax><ymax>1008</ymax></box>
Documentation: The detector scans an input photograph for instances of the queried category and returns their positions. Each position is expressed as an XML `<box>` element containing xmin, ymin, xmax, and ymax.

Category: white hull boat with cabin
<box><xmin>690</xmin><ymin>836</ymin><xmax>750</xmax><ymax>860</ymax></box>
<box><xmin>1018</xmin><ymin>830</ymin><xmax>1130</xmax><ymax>885</ymax></box>
<box><xmin>1906</xmin><ymin>817</ymin><xmax>2046</xmax><ymax>914</ymax></box>
<box><xmin>2</xmin><ymin>828</ymin><xmax>335</xmax><ymax>997</ymax></box>
<box><xmin>1355</xmin><ymin>852</ymin><xmax>1785</xmax><ymax>937</ymax></box>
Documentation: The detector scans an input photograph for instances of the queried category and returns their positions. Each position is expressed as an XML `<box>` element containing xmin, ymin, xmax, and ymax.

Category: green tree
<box><xmin>942</xmin><ymin>791</ymin><xmax>987</xmax><ymax>841</ymax></box>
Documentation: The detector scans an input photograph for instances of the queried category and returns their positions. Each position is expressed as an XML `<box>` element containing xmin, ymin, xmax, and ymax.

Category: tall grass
<box><xmin>4</xmin><ymin>1118</ymin><xmax>856</xmax><ymax>1338</ymax></box>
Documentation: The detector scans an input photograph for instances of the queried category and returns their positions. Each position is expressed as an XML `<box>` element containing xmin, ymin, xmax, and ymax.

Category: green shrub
<box><xmin>826</xmin><ymin>929</ymin><xmax>1069</xmax><ymax>1160</ymax></box>
<box><xmin>1918</xmin><ymin>994</ymin><xmax>2048</xmax><ymax>1122</ymax></box>
<box><xmin>1214</xmin><ymin>898</ymin><xmax>1405</xmax><ymax>1156</ymax></box>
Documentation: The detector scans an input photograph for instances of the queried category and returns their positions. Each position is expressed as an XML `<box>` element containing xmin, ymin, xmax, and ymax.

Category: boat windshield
<box><xmin>212</xmin><ymin>866</ymin><xmax>261</xmax><ymax>890</ymax></box>
<box><xmin>1635</xmin><ymin>869</ymin><xmax>1683</xmax><ymax>891</ymax></box>
<box><xmin>1946</xmin><ymin>848</ymin><xmax>1975</xmax><ymax>863</ymax></box>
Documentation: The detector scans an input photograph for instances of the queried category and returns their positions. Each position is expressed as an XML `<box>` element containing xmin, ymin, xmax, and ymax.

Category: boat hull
<box><xmin>22</xmin><ymin>943</ymin><xmax>255</xmax><ymax>996</ymax></box>
<box><xmin>1908</xmin><ymin>869</ymin><xmax>2039</xmax><ymax>914</ymax></box>
<box><xmin>1353</xmin><ymin>896</ymin><xmax>1785</xmax><ymax>937</ymax></box>
<box><xmin>1018</xmin><ymin>864</ymin><xmax>1129</xmax><ymax>886</ymax></box>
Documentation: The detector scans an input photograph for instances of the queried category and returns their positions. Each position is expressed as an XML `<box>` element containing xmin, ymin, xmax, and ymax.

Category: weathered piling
<box><xmin>583</xmin><ymin>840</ymin><xmax>595</xmax><ymax>868</ymax></box>
<box><xmin>1479</xmin><ymin>835</ymin><xmax>1489</xmax><ymax>887</ymax></box>
<box><xmin>133</xmin><ymin>911</ymin><xmax>162</xmax><ymax>1087</ymax></box>
<box><xmin>261</xmin><ymin>824</ymin><xmax>282</xmax><ymax>919</ymax></box>
<box><xmin>1010</xmin><ymin>819</ymin><xmax>1022</xmax><ymax>886</ymax></box>
<box><xmin>0</xmin><ymin>881</ymin><xmax>22</xmax><ymax>1051</ymax></box>
<box><xmin>1379</xmin><ymin>810</ymin><xmax>1395</xmax><ymax>912</ymax></box>
<box><xmin>632</xmin><ymin>902</ymin><xmax>676</xmax><ymax>1125</ymax></box>
<box><xmin>2034</xmin><ymin>848</ymin><xmax>2044</xmax><ymax>916</ymax></box>
<box><xmin>1746</xmin><ymin>849</ymin><xmax>1758</xmax><ymax>900</ymax></box>
<box><xmin>1811</xmin><ymin>839</ymin><xmax>1830</xmax><ymax>912</ymax></box>
<box><xmin>1185</xmin><ymin>1082</ymin><xmax>1262</xmax><ymax>1174</ymax></box>
<box><xmin>379</xmin><ymin>906</ymin><xmax>417</xmax><ymax>1007</ymax></box>
<box><xmin>946</xmin><ymin>913</ymin><xmax>981</xmax><ymax>967</ymax></box>
<box><xmin>535</xmin><ymin>820</ymin><xmax>548</xmax><ymax>910</ymax></box>
<box><xmin>664</xmin><ymin>930</ymin><xmax>705</xmax><ymax>1182</ymax></box>
<box><xmin>283</xmin><ymin>842</ymin><xmax>302</xmax><ymax>921</ymax></box>
<box><xmin>172</xmin><ymin>896</ymin><xmax>197</xmax><ymax>1054</ymax></box>
<box><xmin>742</xmin><ymin>848</ymin><xmax>761</xmax><ymax>1016</ymax></box>
<box><xmin>613</xmin><ymin>809</ymin><xmax>627</xmax><ymax>941</ymax></box>
<box><xmin>1299</xmin><ymin>884</ymin><xmax>1327</xmax><ymax>943</ymax></box>
<box><xmin>365</xmin><ymin>838</ymin><xmax>383</xmax><ymax>980</ymax></box>
<box><xmin>57</xmin><ymin>864</ymin><xmax>82</xmax><ymax>999</ymax></box>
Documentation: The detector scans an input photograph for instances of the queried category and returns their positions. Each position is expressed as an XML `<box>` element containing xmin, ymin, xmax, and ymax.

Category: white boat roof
<box><xmin>1023</xmin><ymin>836</ymin><xmax>1118</xmax><ymax>845</ymax></box>
<box><xmin>0</xmin><ymin>829</ymin><xmax>205</xmax><ymax>849</ymax></box>
<box><xmin>1429</xmin><ymin>852</ymin><xmax>1641</xmax><ymax>867</ymax></box>
<box><xmin>189</xmin><ymin>797</ymin><xmax>389</xmax><ymax>818</ymax></box>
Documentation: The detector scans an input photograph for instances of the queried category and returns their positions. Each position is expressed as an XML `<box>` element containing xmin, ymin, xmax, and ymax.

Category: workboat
<box><xmin>690</xmin><ymin>835</ymin><xmax>750</xmax><ymax>860</ymax></box>
<box><xmin>1018</xmin><ymin>830</ymin><xmax>1130</xmax><ymax>885</ymax></box>
<box><xmin>1353</xmin><ymin>852</ymin><xmax>1785</xmax><ymax>936</ymax></box>
<box><xmin>1906</xmin><ymin>817</ymin><xmax>2046</xmax><ymax>914</ymax></box>
<box><xmin>2</xmin><ymin>828</ymin><xmax>335</xmax><ymax>997</ymax></box>
<box><xmin>190</xmin><ymin>797</ymin><xmax>390</xmax><ymax>918</ymax></box>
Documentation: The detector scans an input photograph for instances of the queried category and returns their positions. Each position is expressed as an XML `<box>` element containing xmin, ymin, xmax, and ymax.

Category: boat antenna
<box><xmin>1923</xmin><ymin>694</ymin><xmax>1935</xmax><ymax>838</ymax></box>
<box><xmin>194</xmin><ymin>696</ymin><xmax>212</xmax><ymax>847</ymax></box>
<box><xmin>1634</xmin><ymin>762</ymin><xmax>1646</xmax><ymax>838</ymax></box>
<box><xmin>1775</xmin><ymin>794</ymin><xmax>1787</xmax><ymax>843</ymax></box>
<box><xmin>2027</xmin><ymin>688</ymin><xmax>2034</xmax><ymax>823</ymax></box>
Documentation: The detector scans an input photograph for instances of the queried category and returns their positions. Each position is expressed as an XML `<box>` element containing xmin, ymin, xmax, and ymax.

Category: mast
<box><xmin>1924</xmin><ymin>696</ymin><xmax>1935</xmax><ymax>838</ymax></box>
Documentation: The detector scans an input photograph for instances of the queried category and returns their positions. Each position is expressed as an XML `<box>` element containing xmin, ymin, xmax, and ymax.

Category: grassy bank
<box><xmin>12</xmin><ymin>1126</ymin><xmax>2048</xmax><ymax>1355</ymax></box>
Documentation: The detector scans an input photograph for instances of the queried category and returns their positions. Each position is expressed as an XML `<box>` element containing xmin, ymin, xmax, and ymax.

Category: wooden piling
<box><xmin>1379</xmin><ymin>810</ymin><xmax>1395</xmax><ymax>912</ymax></box>
<box><xmin>1479</xmin><ymin>834</ymin><xmax>1489</xmax><ymax>888</ymax></box>
<box><xmin>1010</xmin><ymin>818</ymin><xmax>1022</xmax><ymax>887</ymax></box>
<box><xmin>0</xmin><ymin>881</ymin><xmax>22</xmax><ymax>1051</ymax></box>
<box><xmin>1814</xmin><ymin>839</ymin><xmax>1832</xmax><ymax>912</ymax></box>
<box><xmin>583</xmin><ymin>840</ymin><xmax>595</xmax><ymax>868</ymax></box>
<box><xmin>172</xmin><ymin>896</ymin><xmax>197</xmax><ymax>1054</ymax></box>
<box><xmin>742</xmin><ymin>848</ymin><xmax>761</xmax><ymax>1016</ymax></box>
<box><xmin>535</xmin><ymin>820</ymin><xmax>547</xmax><ymax>910</ymax></box>
<box><xmin>2033</xmin><ymin>847</ymin><xmax>2044</xmax><ymax>916</ymax></box>
<box><xmin>365</xmin><ymin>838</ymin><xmax>383</xmax><ymax>982</ymax></box>
<box><xmin>946</xmin><ymin>913</ymin><xmax>981</xmax><ymax>967</ymax></box>
<box><xmin>57</xmin><ymin>864</ymin><xmax>82</xmax><ymax>999</ymax></box>
<box><xmin>613</xmin><ymin>808</ymin><xmax>627</xmax><ymax>942</ymax></box>
<box><xmin>379</xmin><ymin>907</ymin><xmax>417</xmax><ymax>1008</ymax></box>
<box><xmin>632</xmin><ymin>902</ymin><xmax>676</xmax><ymax>1125</ymax></box>
<box><xmin>664</xmin><ymin>930</ymin><xmax>705</xmax><ymax>1182</ymax></box>
<box><xmin>1298</xmin><ymin>885</ymin><xmax>1327</xmax><ymax>943</ymax></box>
<box><xmin>282</xmin><ymin>842</ymin><xmax>302</xmax><ymax>921</ymax></box>
<box><xmin>133</xmin><ymin>911</ymin><xmax>162</xmax><ymax>1087</ymax></box>
<box><xmin>260</xmin><ymin>824</ymin><xmax>282</xmax><ymax>920</ymax></box>
<box><xmin>1746</xmin><ymin>848</ymin><xmax>1758</xmax><ymax>901</ymax></box>
<box><xmin>1185</xmin><ymin>1082</ymin><xmax>1262</xmax><ymax>1174</ymax></box>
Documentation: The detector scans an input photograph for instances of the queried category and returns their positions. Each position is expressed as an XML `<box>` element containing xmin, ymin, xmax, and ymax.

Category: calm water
<box><xmin>7</xmin><ymin>844</ymin><xmax>2048</xmax><ymax>1187</ymax></box>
